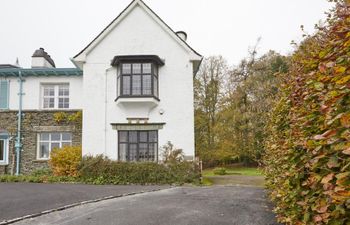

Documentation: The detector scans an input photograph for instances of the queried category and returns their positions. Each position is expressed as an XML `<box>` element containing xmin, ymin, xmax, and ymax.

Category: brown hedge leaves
<box><xmin>264</xmin><ymin>1</ymin><xmax>350</xmax><ymax>224</ymax></box>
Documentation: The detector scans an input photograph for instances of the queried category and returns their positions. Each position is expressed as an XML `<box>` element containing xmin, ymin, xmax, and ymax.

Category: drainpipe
<box><xmin>15</xmin><ymin>70</ymin><xmax>24</xmax><ymax>175</ymax></box>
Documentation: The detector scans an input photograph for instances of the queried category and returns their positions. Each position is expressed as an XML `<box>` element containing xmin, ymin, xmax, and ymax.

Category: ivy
<box><xmin>264</xmin><ymin>1</ymin><xmax>350</xmax><ymax>224</ymax></box>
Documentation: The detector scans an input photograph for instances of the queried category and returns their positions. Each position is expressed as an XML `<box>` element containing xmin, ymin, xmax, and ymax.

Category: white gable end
<box><xmin>78</xmin><ymin>0</ymin><xmax>201</xmax><ymax>161</ymax></box>
<box><xmin>73</xmin><ymin>0</ymin><xmax>202</xmax><ymax>65</ymax></box>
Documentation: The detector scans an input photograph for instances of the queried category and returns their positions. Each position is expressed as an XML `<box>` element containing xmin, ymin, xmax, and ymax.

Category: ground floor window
<box><xmin>118</xmin><ymin>130</ymin><xmax>158</xmax><ymax>162</ymax></box>
<box><xmin>37</xmin><ymin>133</ymin><xmax>72</xmax><ymax>160</ymax></box>
<box><xmin>0</xmin><ymin>138</ymin><xmax>8</xmax><ymax>164</ymax></box>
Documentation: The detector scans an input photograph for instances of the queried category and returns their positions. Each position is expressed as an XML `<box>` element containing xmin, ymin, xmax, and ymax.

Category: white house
<box><xmin>0</xmin><ymin>0</ymin><xmax>202</xmax><ymax>174</ymax></box>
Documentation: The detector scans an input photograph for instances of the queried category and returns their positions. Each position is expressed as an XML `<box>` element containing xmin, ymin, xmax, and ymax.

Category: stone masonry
<box><xmin>0</xmin><ymin>110</ymin><xmax>82</xmax><ymax>175</ymax></box>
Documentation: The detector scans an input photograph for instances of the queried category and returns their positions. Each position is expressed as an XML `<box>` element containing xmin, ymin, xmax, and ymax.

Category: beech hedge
<box><xmin>264</xmin><ymin>1</ymin><xmax>350</xmax><ymax>224</ymax></box>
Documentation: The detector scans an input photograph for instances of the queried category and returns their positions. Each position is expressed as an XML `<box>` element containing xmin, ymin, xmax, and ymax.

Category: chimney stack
<box><xmin>31</xmin><ymin>48</ymin><xmax>56</xmax><ymax>68</ymax></box>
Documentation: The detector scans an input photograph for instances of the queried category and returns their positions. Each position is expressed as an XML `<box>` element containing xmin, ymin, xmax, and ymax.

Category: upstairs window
<box><xmin>0</xmin><ymin>80</ymin><xmax>9</xmax><ymax>109</ymax></box>
<box><xmin>41</xmin><ymin>84</ymin><xmax>69</xmax><ymax>109</ymax></box>
<box><xmin>118</xmin><ymin>63</ymin><xmax>158</xmax><ymax>98</ymax></box>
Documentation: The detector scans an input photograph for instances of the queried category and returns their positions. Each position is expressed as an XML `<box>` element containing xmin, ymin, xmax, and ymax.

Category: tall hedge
<box><xmin>264</xmin><ymin>1</ymin><xmax>350</xmax><ymax>224</ymax></box>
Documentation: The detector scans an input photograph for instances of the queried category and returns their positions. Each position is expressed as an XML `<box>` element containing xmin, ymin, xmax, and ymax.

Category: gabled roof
<box><xmin>73</xmin><ymin>0</ymin><xmax>202</xmax><ymax>64</ymax></box>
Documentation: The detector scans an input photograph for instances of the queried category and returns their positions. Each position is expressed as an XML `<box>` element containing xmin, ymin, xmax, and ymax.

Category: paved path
<box><xmin>0</xmin><ymin>183</ymin><xmax>167</xmax><ymax>223</ymax></box>
<box><xmin>12</xmin><ymin>186</ymin><xmax>280</xmax><ymax>225</ymax></box>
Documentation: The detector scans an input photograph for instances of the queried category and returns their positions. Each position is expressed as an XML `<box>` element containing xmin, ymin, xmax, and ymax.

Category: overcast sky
<box><xmin>0</xmin><ymin>0</ymin><xmax>333</xmax><ymax>68</ymax></box>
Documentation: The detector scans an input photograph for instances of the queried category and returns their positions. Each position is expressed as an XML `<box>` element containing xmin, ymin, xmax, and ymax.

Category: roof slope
<box><xmin>73</xmin><ymin>0</ymin><xmax>202</xmax><ymax>63</ymax></box>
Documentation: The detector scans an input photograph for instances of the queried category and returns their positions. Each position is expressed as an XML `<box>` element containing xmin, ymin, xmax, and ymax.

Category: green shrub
<box><xmin>213</xmin><ymin>167</ymin><xmax>227</xmax><ymax>175</ymax></box>
<box><xmin>264</xmin><ymin>2</ymin><xmax>350</xmax><ymax>224</ymax></box>
<box><xmin>31</xmin><ymin>168</ymin><xmax>53</xmax><ymax>177</ymax></box>
<box><xmin>78</xmin><ymin>155</ymin><xmax>200</xmax><ymax>185</ymax></box>
<box><xmin>49</xmin><ymin>146</ymin><xmax>82</xmax><ymax>177</ymax></box>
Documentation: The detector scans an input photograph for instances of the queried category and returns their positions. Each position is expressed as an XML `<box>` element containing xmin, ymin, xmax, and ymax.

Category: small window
<box><xmin>0</xmin><ymin>80</ymin><xmax>9</xmax><ymax>109</ymax></box>
<box><xmin>118</xmin><ymin>130</ymin><xmax>158</xmax><ymax>162</ymax></box>
<box><xmin>42</xmin><ymin>84</ymin><xmax>69</xmax><ymax>109</ymax></box>
<box><xmin>118</xmin><ymin>63</ymin><xmax>159</xmax><ymax>98</ymax></box>
<box><xmin>0</xmin><ymin>138</ymin><xmax>8</xmax><ymax>164</ymax></box>
<box><xmin>37</xmin><ymin>133</ymin><xmax>72</xmax><ymax>160</ymax></box>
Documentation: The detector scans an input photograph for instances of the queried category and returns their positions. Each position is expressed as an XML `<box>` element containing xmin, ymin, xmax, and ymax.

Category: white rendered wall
<box><xmin>31</xmin><ymin>57</ymin><xmax>54</xmax><ymax>68</ymax></box>
<box><xmin>6</xmin><ymin>76</ymin><xmax>83</xmax><ymax>110</ymax></box>
<box><xmin>81</xmin><ymin>5</ymin><xmax>195</xmax><ymax>159</ymax></box>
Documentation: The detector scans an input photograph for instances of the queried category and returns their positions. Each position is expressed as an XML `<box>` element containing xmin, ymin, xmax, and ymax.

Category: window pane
<box><xmin>153</xmin><ymin>76</ymin><xmax>158</xmax><ymax>97</ymax></box>
<box><xmin>122</xmin><ymin>76</ymin><xmax>131</xmax><ymax>95</ymax></box>
<box><xmin>122</xmin><ymin>64</ymin><xmax>131</xmax><ymax>74</ymax></box>
<box><xmin>40</xmin><ymin>133</ymin><xmax>50</xmax><ymax>141</ymax></box>
<box><xmin>149</xmin><ymin>131</ymin><xmax>158</xmax><ymax>142</ymax></box>
<box><xmin>132</xmin><ymin>75</ymin><xmax>141</xmax><ymax>95</ymax></box>
<box><xmin>58</xmin><ymin>85</ymin><xmax>69</xmax><ymax>96</ymax></box>
<box><xmin>40</xmin><ymin>143</ymin><xmax>50</xmax><ymax>159</ymax></box>
<box><xmin>43</xmin><ymin>97</ymin><xmax>55</xmax><ymax>109</ymax></box>
<box><xmin>148</xmin><ymin>143</ymin><xmax>156</xmax><ymax>161</ymax></box>
<box><xmin>129</xmin><ymin>144</ymin><xmax>138</xmax><ymax>161</ymax></box>
<box><xmin>0</xmin><ymin>140</ymin><xmax>4</xmax><ymax>161</ymax></box>
<box><xmin>119</xmin><ymin>131</ymin><xmax>128</xmax><ymax>142</ymax></box>
<box><xmin>143</xmin><ymin>63</ymin><xmax>152</xmax><ymax>73</ymax></box>
<box><xmin>51</xmin><ymin>133</ymin><xmax>60</xmax><ymax>141</ymax></box>
<box><xmin>58</xmin><ymin>98</ymin><xmax>69</xmax><ymax>109</ymax></box>
<box><xmin>139</xmin><ymin>131</ymin><xmax>148</xmax><ymax>142</ymax></box>
<box><xmin>139</xmin><ymin>143</ymin><xmax>148</xmax><ymax>161</ymax></box>
<box><xmin>51</xmin><ymin>142</ymin><xmax>60</xmax><ymax>150</ymax></box>
<box><xmin>142</xmin><ymin>75</ymin><xmax>152</xmax><ymax>95</ymax></box>
<box><xmin>129</xmin><ymin>131</ymin><xmax>137</xmax><ymax>143</ymax></box>
<box><xmin>119</xmin><ymin>143</ymin><xmax>128</xmax><ymax>161</ymax></box>
<box><xmin>43</xmin><ymin>86</ymin><xmax>55</xmax><ymax>96</ymax></box>
<box><xmin>62</xmin><ymin>133</ymin><xmax>72</xmax><ymax>141</ymax></box>
<box><xmin>133</xmin><ymin>63</ymin><xmax>141</xmax><ymax>74</ymax></box>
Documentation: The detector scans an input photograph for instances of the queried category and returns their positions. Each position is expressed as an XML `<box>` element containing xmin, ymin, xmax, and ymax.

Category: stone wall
<box><xmin>0</xmin><ymin>110</ymin><xmax>82</xmax><ymax>175</ymax></box>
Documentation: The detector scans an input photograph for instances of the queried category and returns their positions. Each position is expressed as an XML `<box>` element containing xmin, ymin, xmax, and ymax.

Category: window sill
<box><xmin>33</xmin><ymin>159</ymin><xmax>49</xmax><ymax>163</ymax></box>
<box><xmin>115</xmin><ymin>96</ymin><xmax>160</xmax><ymax>106</ymax></box>
<box><xmin>0</xmin><ymin>163</ymin><xmax>9</xmax><ymax>166</ymax></box>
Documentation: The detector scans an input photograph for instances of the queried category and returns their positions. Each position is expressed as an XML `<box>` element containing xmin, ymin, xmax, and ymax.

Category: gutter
<box><xmin>15</xmin><ymin>70</ymin><xmax>24</xmax><ymax>175</ymax></box>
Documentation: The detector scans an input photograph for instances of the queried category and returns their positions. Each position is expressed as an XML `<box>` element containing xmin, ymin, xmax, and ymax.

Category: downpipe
<box><xmin>15</xmin><ymin>70</ymin><xmax>24</xmax><ymax>175</ymax></box>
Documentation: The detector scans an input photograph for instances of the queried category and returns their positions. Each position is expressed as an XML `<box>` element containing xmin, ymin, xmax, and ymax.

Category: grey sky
<box><xmin>0</xmin><ymin>0</ymin><xmax>333</xmax><ymax>68</ymax></box>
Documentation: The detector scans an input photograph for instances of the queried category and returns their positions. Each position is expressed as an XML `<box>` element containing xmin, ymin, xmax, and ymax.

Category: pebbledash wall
<box><xmin>0</xmin><ymin>110</ymin><xmax>81</xmax><ymax>175</ymax></box>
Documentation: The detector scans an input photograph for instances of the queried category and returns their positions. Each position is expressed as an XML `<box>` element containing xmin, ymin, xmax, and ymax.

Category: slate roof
<box><xmin>32</xmin><ymin>48</ymin><xmax>56</xmax><ymax>68</ymax></box>
<box><xmin>0</xmin><ymin>68</ymin><xmax>82</xmax><ymax>77</ymax></box>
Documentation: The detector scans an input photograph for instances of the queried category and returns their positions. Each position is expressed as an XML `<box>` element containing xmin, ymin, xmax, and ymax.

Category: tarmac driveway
<box><xmin>8</xmin><ymin>185</ymin><xmax>281</xmax><ymax>225</ymax></box>
<box><xmin>0</xmin><ymin>183</ymin><xmax>167</xmax><ymax>223</ymax></box>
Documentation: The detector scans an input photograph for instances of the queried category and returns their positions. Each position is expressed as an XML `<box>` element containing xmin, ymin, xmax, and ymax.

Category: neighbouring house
<box><xmin>0</xmin><ymin>0</ymin><xmax>202</xmax><ymax>175</ymax></box>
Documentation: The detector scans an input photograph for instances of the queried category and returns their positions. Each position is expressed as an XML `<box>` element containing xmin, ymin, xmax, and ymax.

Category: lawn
<box><xmin>202</xmin><ymin>167</ymin><xmax>262</xmax><ymax>177</ymax></box>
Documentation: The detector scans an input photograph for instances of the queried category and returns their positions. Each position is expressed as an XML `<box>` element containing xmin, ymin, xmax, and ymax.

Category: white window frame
<box><xmin>41</xmin><ymin>83</ymin><xmax>70</xmax><ymax>109</ymax></box>
<box><xmin>0</xmin><ymin>138</ymin><xmax>9</xmax><ymax>165</ymax></box>
<box><xmin>37</xmin><ymin>132</ymin><xmax>72</xmax><ymax>160</ymax></box>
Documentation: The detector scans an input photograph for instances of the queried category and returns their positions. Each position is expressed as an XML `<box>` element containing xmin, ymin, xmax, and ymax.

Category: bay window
<box><xmin>118</xmin><ymin>63</ymin><xmax>158</xmax><ymax>98</ymax></box>
<box><xmin>112</xmin><ymin>55</ymin><xmax>164</xmax><ymax>100</ymax></box>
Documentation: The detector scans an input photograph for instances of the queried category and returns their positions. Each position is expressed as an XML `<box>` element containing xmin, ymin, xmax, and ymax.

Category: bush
<box><xmin>264</xmin><ymin>2</ymin><xmax>350</xmax><ymax>224</ymax></box>
<box><xmin>49</xmin><ymin>146</ymin><xmax>82</xmax><ymax>177</ymax></box>
<box><xmin>213</xmin><ymin>167</ymin><xmax>227</xmax><ymax>175</ymax></box>
<box><xmin>78</xmin><ymin>155</ymin><xmax>200</xmax><ymax>185</ymax></box>
<box><xmin>161</xmin><ymin>141</ymin><xmax>184</xmax><ymax>164</ymax></box>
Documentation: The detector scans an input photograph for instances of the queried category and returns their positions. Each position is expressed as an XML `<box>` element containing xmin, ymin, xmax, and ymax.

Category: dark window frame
<box><xmin>118</xmin><ymin>130</ymin><xmax>158</xmax><ymax>162</ymax></box>
<box><xmin>117</xmin><ymin>62</ymin><xmax>159</xmax><ymax>99</ymax></box>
